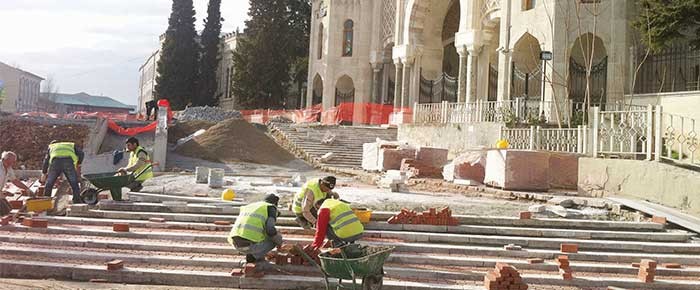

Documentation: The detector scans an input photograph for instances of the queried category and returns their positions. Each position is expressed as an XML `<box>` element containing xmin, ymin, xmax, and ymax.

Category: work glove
<box><xmin>271</xmin><ymin>233</ymin><xmax>284</xmax><ymax>246</ymax></box>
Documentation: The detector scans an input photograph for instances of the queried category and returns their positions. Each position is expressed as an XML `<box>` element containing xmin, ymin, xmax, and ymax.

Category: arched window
<box><xmin>342</xmin><ymin>20</ymin><xmax>353</xmax><ymax>57</ymax></box>
<box><xmin>317</xmin><ymin>23</ymin><xmax>324</xmax><ymax>60</ymax></box>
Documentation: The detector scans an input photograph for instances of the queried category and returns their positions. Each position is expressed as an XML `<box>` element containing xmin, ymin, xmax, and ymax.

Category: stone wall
<box><xmin>578</xmin><ymin>158</ymin><xmax>700</xmax><ymax>217</ymax></box>
<box><xmin>627</xmin><ymin>91</ymin><xmax>700</xmax><ymax>121</ymax></box>
<box><xmin>397</xmin><ymin>122</ymin><xmax>501</xmax><ymax>159</ymax></box>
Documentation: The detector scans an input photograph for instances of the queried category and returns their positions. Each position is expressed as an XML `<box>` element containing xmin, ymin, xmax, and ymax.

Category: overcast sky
<box><xmin>0</xmin><ymin>0</ymin><xmax>250</xmax><ymax>106</ymax></box>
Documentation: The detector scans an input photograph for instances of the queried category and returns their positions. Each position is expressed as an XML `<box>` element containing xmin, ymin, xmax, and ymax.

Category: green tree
<box><xmin>232</xmin><ymin>0</ymin><xmax>311</xmax><ymax>109</ymax></box>
<box><xmin>634</xmin><ymin>0</ymin><xmax>700</xmax><ymax>52</ymax></box>
<box><xmin>155</xmin><ymin>0</ymin><xmax>199</xmax><ymax>110</ymax></box>
<box><xmin>197</xmin><ymin>0</ymin><xmax>223</xmax><ymax>106</ymax></box>
<box><xmin>288</xmin><ymin>0</ymin><xmax>311</xmax><ymax>108</ymax></box>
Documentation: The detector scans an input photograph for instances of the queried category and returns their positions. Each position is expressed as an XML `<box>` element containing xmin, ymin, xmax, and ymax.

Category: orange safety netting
<box><xmin>107</xmin><ymin>119</ymin><xmax>157</xmax><ymax>136</ymax></box>
<box><xmin>241</xmin><ymin>102</ymin><xmax>411</xmax><ymax>125</ymax></box>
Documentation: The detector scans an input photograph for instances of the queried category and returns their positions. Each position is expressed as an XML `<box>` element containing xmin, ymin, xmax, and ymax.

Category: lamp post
<box><xmin>539</xmin><ymin>51</ymin><xmax>553</xmax><ymax>121</ymax></box>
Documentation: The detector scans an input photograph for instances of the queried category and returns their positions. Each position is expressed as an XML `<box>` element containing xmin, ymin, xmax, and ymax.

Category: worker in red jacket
<box><xmin>311</xmin><ymin>198</ymin><xmax>364</xmax><ymax>250</ymax></box>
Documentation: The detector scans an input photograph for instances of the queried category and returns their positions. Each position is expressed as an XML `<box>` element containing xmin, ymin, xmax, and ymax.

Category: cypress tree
<box><xmin>197</xmin><ymin>0</ymin><xmax>223</xmax><ymax>106</ymax></box>
<box><xmin>155</xmin><ymin>0</ymin><xmax>199</xmax><ymax>110</ymax></box>
<box><xmin>634</xmin><ymin>0</ymin><xmax>700</xmax><ymax>52</ymax></box>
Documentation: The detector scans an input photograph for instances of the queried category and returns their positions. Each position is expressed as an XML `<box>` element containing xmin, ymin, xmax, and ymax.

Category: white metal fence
<box><xmin>501</xmin><ymin>126</ymin><xmax>588</xmax><ymax>154</ymax></box>
<box><xmin>658</xmin><ymin>109</ymin><xmax>700</xmax><ymax>168</ymax></box>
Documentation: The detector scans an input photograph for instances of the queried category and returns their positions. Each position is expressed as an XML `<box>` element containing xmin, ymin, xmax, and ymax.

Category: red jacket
<box><xmin>311</xmin><ymin>208</ymin><xmax>331</xmax><ymax>248</ymax></box>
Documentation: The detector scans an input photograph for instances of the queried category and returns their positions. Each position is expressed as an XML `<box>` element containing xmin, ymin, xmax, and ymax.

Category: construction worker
<box><xmin>40</xmin><ymin>141</ymin><xmax>84</xmax><ymax>203</ymax></box>
<box><xmin>311</xmin><ymin>198</ymin><xmax>364</xmax><ymax>250</ymax></box>
<box><xmin>228</xmin><ymin>194</ymin><xmax>283</xmax><ymax>267</ymax></box>
<box><xmin>117</xmin><ymin>137</ymin><xmax>153</xmax><ymax>193</ymax></box>
<box><xmin>1</xmin><ymin>151</ymin><xmax>34</xmax><ymax>215</ymax></box>
<box><xmin>292</xmin><ymin>176</ymin><xmax>339</xmax><ymax>229</ymax></box>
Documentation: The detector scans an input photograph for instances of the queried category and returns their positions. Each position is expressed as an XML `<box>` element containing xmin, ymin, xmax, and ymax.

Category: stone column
<box><xmin>371</xmin><ymin>63</ymin><xmax>383</xmax><ymax>104</ymax></box>
<box><xmin>393</xmin><ymin>61</ymin><xmax>403</xmax><ymax>109</ymax></box>
<box><xmin>401</xmin><ymin>60</ymin><xmax>412</xmax><ymax>108</ymax></box>
<box><xmin>153</xmin><ymin>106</ymin><xmax>168</xmax><ymax>173</ymax></box>
<box><xmin>457</xmin><ymin>48</ymin><xmax>468</xmax><ymax>103</ymax></box>
<box><xmin>466</xmin><ymin>47</ymin><xmax>481</xmax><ymax>103</ymax></box>
<box><xmin>497</xmin><ymin>50</ymin><xmax>512</xmax><ymax>101</ymax></box>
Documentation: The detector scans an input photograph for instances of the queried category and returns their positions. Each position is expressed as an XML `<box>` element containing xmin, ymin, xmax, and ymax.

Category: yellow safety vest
<box><xmin>292</xmin><ymin>180</ymin><xmax>326</xmax><ymax>214</ymax></box>
<box><xmin>49</xmin><ymin>142</ymin><xmax>78</xmax><ymax>167</ymax></box>
<box><xmin>129</xmin><ymin>146</ymin><xmax>153</xmax><ymax>182</ymax></box>
<box><xmin>228</xmin><ymin>201</ymin><xmax>272</xmax><ymax>244</ymax></box>
<box><xmin>321</xmin><ymin>199</ymin><xmax>363</xmax><ymax>239</ymax></box>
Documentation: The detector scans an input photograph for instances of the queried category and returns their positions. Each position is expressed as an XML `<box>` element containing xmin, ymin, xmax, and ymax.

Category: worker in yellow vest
<box><xmin>40</xmin><ymin>140</ymin><xmax>85</xmax><ymax>203</ymax></box>
<box><xmin>117</xmin><ymin>137</ymin><xmax>153</xmax><ymax>193</ymax></box>
<box><xmin>228</xmin><ymin>194</ymin><xmax>283</xmax><ymax>267</ymax></box>
<box><xmin>292</xmin><ymin>176</ymin><xmax>339</xmax><ymax>229</ymax></box>
<box><xmin>311</xmin><ymin>198</ymin><xmax>364</xmax><ymax>250</ymax></box>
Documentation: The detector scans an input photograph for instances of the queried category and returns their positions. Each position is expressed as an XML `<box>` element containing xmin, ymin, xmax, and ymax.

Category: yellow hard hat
<box><xmin>496</xmin><ymin>139</ymin><xmax>509</xmax><ymax>149</ymax></box>
<box><xmin>221</xmin><ymin>188</ymin><xmax>236</xmax><ymax>201</ymax></box>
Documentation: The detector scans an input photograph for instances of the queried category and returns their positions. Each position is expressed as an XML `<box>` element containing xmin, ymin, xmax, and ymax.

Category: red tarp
<box><xmin>241</xmin><ymin>102</ymin><xmax>409</xmax><ymax>125</ymax></box>
<box><xmin>107</xmin><ymin>119</ymin><xmax>157</xmax><ymax>136</ymax></box>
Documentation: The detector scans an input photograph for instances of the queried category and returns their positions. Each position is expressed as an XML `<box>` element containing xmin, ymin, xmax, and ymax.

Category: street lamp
<box><xmin>539</xmin><ymin>51</ymin><xmax>553</xmax><ymax>121</ymax></box>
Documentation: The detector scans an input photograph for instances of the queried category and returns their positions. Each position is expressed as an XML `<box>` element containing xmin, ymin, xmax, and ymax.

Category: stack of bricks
<box><xmin>399</xmin><ymin>158</ymin><xmax>443</xmax><ymax>179</ymax></box>
<box><xmin>556</xmin><ymin>255</ymin><xmax>573</xmax><ymax>280</ymax></box>
<box><xmin>638</xmin><ymin>259</ymin><xmax>656</xmax><ymax>283</ymax></box>
<box><xmin>1</xmin><ymin>215</ymin><xmax>12</xmax><ymax>226</ymax></box>
<box><xmin>483</xmin><ymin>262</ymin><xmax>528</xmax><ymax>290</ymax></box>
<box><xmin>387</xmin><ymin>207</ymin><xmax>459</xmax><ymax>226</ymax></box>
<box><xmin>269</xmin><ymin>243</ymin><xmax>325</xmax><ymax>266</ymax></box>
<box><xmin>22</xmin><ymin>218</ymin><xmax>48</xmax><ymax>228</ymax></box>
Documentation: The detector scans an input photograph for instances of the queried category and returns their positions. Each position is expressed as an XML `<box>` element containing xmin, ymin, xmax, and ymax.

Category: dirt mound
<box><xmin>175</xmin><ymin>119</ymin><xmax>298</xmax><ymax>166</ymax></box>
<box><xmin>168</xmin><ymin>120</ymin><xmax>216</xmax><ymax>144</ymax></box>
<box><xmin>0</xmin><ymin>118</ymin><xmax>89</xmax><ymax>169</ymax></box>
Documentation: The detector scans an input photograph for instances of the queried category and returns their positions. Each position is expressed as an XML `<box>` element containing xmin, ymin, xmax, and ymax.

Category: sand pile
<box><xmin>0</xmin><ymin>118</ymin><xmax>89</xmax><ymax>169</ymax></box>
<box><xmin>175</xmin><ymin>119</ymin><xmax>297</xmax><ymax>166</ymax></box>
<box><xmin>168</xmin><ymin>120</ymin><xmax>215</xmax><ymax>144</ymax></box>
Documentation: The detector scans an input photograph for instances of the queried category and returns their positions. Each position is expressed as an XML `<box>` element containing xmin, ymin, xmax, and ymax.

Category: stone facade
<box><xmin>0</xmin><ymin>61</ymin><xmax>43</xmax><ymax>113</ymax></box>
<box><xmin>307</xmin><ymin>0</ymin><xmax>643</xmax><ymax>120</ymax></box>
<box><xmin>137</xmin><ymin>32</ymin><xmax>241</xmax><ymax>115</ymax></box>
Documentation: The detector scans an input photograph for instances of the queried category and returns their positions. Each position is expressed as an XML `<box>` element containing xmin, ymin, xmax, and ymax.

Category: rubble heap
<box><xmin>0</xmin><ymin>118</ymin><xmax>89</xmax><ymax>169</ymax></box>
<box><xmin>387</xmin><ymin>207</ymin><xmax>459</xmax><ymax>226</ymax></box>
<box><xmin>177</xmin><ymin>106</ymin><xmax>241</xmax><ymax>123</ymax></box>
<box><xmin>483</xmin><ymin>262</ymin><xmax>528</xmax><ymax>290</ymax></box>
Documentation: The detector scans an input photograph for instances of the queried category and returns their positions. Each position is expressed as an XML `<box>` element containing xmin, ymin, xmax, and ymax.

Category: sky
<box><xmin>0</xmin><ymin>0</ymin><xmax>250</xmax><ymax>106</ymax></box>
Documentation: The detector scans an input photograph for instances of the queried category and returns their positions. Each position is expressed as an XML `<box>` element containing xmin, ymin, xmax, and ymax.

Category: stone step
<box><xmin>59</xmin><ymin>211</ymin><xmax>694</xmax><ymax>243</ymax></box>
<box><xmin>91</xmin><ymin>200</ymin><xmax>667</xmax><ymax>231</ymax></box>
<box><xmin>8</xmin><ymin>222</ymin><xmax>700</xmax><ymax>255</ymax></box>
<box><xmin>5</xmin><ymin>230</ymin><xmax>700</xmax><ymax>266</ymax></box>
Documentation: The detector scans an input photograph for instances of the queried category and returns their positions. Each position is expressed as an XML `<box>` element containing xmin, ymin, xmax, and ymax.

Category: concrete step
<box><xmin>8</xmin><ymin>222</ymin><xmax>700</xmax><ymax>255</ymax></box>
<box><xmin>58</xmin><ymin>211</ymin><xmax>694</xmax><ymax>243</ymax></box>
<box><xmin>95</xmin><ymin>198</ymin><xmax>667</xmax><ymax>232</ymax></box>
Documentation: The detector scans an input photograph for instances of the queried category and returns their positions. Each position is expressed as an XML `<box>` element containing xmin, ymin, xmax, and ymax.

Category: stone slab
<box><xmin>549</xmin><ymin>152</ymin><xmax>581</xmax><ymax>190</ymax></box>
<box><xmin>415</xmin><ymin>147</ymin><xmax>449</xmax><ymax>168</ymax></box>
<box><xmin>379</xmin><ymin>148</ymin><xmax>417</xmax><ymax>171</ymax></box>
<box><xmin>484</xmin><ymin>150</ymin><xmax>550</xmax><ymax>191</ymax></box>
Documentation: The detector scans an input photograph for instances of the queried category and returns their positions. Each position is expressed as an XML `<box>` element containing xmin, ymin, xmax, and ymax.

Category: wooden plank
<box><xmin>608</xmin><ymin>196</ymin><xmax>700</xmax><ymax>234</ymax></box>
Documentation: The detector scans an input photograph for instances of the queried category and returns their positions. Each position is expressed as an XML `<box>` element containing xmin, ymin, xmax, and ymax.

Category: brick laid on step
<box><xmin>112</xmin><ymin>223</ymin><xmax>130</xmax><ymax>232</ymax></box>
<box><xmin>651</xmin><ymin>216</ymin><xmax>667</xmax><ymax>225</ymax></box>
<box><xmin>107</xmin><ymin>260</ymin><xmax>124</xmax><ymax>271</ymax></box>
<box><xmin>560</xmin><ymin>243</ymin><xmax>578</xmax><ymax>253</ymax></box>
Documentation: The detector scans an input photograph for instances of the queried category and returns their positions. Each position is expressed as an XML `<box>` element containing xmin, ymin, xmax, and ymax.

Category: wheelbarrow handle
<box><xmin>293</xmin><ymin>244</ymin><xmax>324</xmax><ymax>273</ymax></box>
<box><xmin>131</xmin><ymin>163</ymin><xmax>155</xmax><ymax>180</ymax></box>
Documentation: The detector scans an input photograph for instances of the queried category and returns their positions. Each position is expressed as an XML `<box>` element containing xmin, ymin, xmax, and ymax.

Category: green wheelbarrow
<box><xmin>80</xmin><ymin>164</ymin><xmax>153</xmax><ymax>205</ymax></box>
<box><xmin>296</xmin><ymin>244</ymin><xmax>395</xmax><ymax>290</ymax></box>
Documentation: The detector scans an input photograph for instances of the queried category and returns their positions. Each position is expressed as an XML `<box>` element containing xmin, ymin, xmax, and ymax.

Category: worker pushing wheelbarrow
<box><xmin>296</xmin><ymin>243</ymin><xmax>395</xmax><ymax>290</ymax></box>
<box><xmin>80</xmin><ymin>163</ymin><xmax>154</xmax><ymax>205</ymax></box>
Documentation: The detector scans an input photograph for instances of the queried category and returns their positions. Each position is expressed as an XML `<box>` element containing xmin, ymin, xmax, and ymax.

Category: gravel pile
<box><xmin>178</xmin><ymin>106</ymin><xmax>242</xmax><ymax>122</ymax></box>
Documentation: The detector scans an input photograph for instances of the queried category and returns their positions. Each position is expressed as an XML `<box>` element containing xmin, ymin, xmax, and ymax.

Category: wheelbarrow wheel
<box><xmin>361</xmin><ymin>275</ymin><xmax>383</xmax><ymax>290</ymax></box>
<box><xmin>81</xmin><ymin>188</ymin><xmax>99</xmax><ymax>205</ymax></box>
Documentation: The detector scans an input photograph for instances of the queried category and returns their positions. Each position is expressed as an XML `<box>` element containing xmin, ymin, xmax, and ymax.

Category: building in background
<box><xmin>39</xmin><ymin>92</ymin><xmax>134</xmax><ymax>115</ymax></box>
<box><xmin>138</xmin><ymin>31</ymin><xmax>242</xmax><ymax>114</ymax></box>
<box><xmin>0</xmin><ymin>61</ymin><xmax>43</xmax><ymax>113</ymax></box>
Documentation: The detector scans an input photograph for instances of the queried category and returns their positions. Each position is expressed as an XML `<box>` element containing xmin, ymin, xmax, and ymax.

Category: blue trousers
<box><xmin>45</xmin><ymin>158</ymin><xmax>81</xmax><ymax>202</ymax></box>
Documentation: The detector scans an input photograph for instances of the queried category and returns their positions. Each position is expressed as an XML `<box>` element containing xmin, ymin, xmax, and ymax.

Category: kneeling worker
<box><xmin>228</xmin><ymin>194</ymin><xmax>284</xmax><ymax>266</ymax></box>
<box><xmin>292</xmin><ymin>176</ymin><xmax>339</xmax><ymax>229</ymax></box>
<box><xmin>311</xmin><ymin>198</ymin><xmax>364</xmax><ymax>250</ymax></box>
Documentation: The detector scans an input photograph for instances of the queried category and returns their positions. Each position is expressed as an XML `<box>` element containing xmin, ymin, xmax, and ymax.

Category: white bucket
<box><xmin>208</xmin><ymin>168</ymin><xmax>225</xmax><ymax>188</ymax></box>
<box><xmin>195</xmin><ymin>167</ymin><xmax>209</xmax><ymax>184</ymax></box>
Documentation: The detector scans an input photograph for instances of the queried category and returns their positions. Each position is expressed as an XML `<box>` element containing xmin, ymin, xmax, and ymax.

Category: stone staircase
<box><xmin>268</xmin><ymin>122</ymin><xmax>397</xmax><ymax>169</ymax></box>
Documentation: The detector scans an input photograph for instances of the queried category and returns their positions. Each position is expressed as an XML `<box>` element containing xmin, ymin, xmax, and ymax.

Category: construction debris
<box><xmin>320</xmin><ymin>152</ymin><xmax>334</xmax><ymax>162</ymax></box>
<box><xmin>483</xmin><ymin>262</ymin><xmax>528</xmax><ymax>290</ymax></box>
<box><xmin>177</xmin><ymin>106</ymin><xmax>241</xmax><ymax>123</ymax></box>
<box><xmin>400</xmin><ymin>158</ymin><xmax>442</xmax><ymax>179</ymax></box>
<box><xmin>557</xmin><ymin>255</ymin><xmax>573</xmax><ymax>280</ymax></box>
<box><xmin>443</xmin><ymin>150</ymin><xmax>487</xmax><ymax>183</ymax></box>
<box><xmin>638</xmin><ymin>259</ymin><xmax>657</xmax><ymax>283</ymax></box>
<box><xmin>387</xmin><ymin>207</ymin><xmax>459</xmax><ymax>226</ymax></box>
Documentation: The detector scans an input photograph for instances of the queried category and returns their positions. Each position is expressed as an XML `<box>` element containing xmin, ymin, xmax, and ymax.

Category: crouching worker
<box><xmin>292</xmin><ymin>176</ymin><xmax>339</xmax><ymax>229</ymax></box>
<box><xmin>311</xmin><ymin>198</ymin><xmax>363</xmax><ymax>250</ymax></box>
<box><xmin>228</xmin><ymin>194</ymin><xmax>283</xmax><ymax>268</ymax></box>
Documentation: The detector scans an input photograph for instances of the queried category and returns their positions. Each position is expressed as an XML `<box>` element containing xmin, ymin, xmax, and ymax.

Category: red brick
<box><xmin>638</xmin><ymin>271</ymin><xmax>654</xmax><ymax>283</ymax></box>
<box><xmin>527</xmin><ymin>258</ymin><xmax>544</xmax><ymax>264</ymax></box>
<box><xmin>213</xmin><ymin>220</ymin><xmax>231</xmax><ymax>226</ymax></box>
<box><xmin>9</xmin><ymin>200</ymin><xmax>23</xmax><ymax>209</ymax></box>
<box><xmin>560</xmin><ymin>271</ymin><xmax>573</xmax><ymax>280</ymax></box>
<box><xmin>89</xmin><ymin>279</ymin><xmax>109</xmax><ymax>283</ymax></box>
<box><xmin>148</xmin><ymin>217</ymin><xmax>166</xmax><ymax>223</ymax></box>
<box><xmin>632</xmin><ymin>262</ymin><xmax>640</xmax><ymax>268</ymax></box>
<box><xmin>663</xmin><ymin>263</ymin><xmax>682</xmax><ymax>269</ymax></box>
<box><xmin>230</xmin><ymin>268</ymin><xmax>244</xmax><ymax>276</ymax></box>
<box><xmin>107</xmin><ymin>260</ymin><xmax>124</xmax><ymax>271</ymax></box>
<box><xmin>112</xmin><ymin>223</ymin><xmax>130</xmax><ymax>232</ymax></box>
<box><xmin>22</xmin><ymin>218</ymin><xmax>48</xmax><ymax>228</ymax></box>
<box><xmin>519</xmin><ymin>211</ymin><xmax>532</xmax><ymax>220</ymax></box>
<box><xmin>194</xmin><ymin>193</ymin><xmax>208</xmax><ymax>197</ymax></box>
<box><xmin>651</xmin><ymin>216</ymin><xmax>667</xmax><ymax>224</ymax></box>
<box><xmin>560</xmin><ymin>243</ymin><xmax>578</xmax><ymax>253</ymax></box>
<box><xmin>0</xmin><ymin>215</ymin><xmax>12</xmax><ymax>226</ymax></box>
<box><xmin>640</xmin><ymin>259</ymin><xmax>657</xmax><ymax>269</ymax></box>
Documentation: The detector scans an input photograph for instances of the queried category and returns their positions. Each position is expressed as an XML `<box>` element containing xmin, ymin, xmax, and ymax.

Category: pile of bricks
<box><xmin>22</xmin><ymin>218</ymin><xmax>48</xmax><ymax>228</ymax></box>
<box><xmin>400</xmin><ymin>158</ymin><xmax>443</xmax><ymax>179</ymax></box>
<box><xmin>387</xmin><ymin>207</ymin><xmax>459</xmax><ymax>226</ymax></box>
<box><xmin>483</xmin><ymin>262</ymin><xmax>528</xmax><ymax>290</ymax></box>
<box><xmin>556</xmin><ymin>255</ymin><xmax>573</xmax><ymax>280</ymax></box>
<box><xmin>0</xmin><ymin>215</ymin><xmax>13</xmax><ymax>226</ymax></box>
<box><xmin>638</xmin><ymin>259</ymin><xmax>656</xmax><ymax>283</ymax></box>
<box><xmin>269</xmin><ymin>244</ymin><xmax>322</xmax><ymax>266</ymax></box>
<box><xmin>230</xmin><ymin>263</ymin><xmax>265</xmax><ymax>278</ymax></box>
